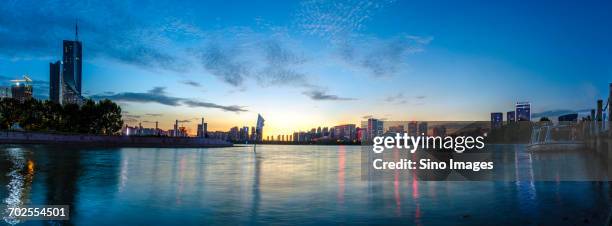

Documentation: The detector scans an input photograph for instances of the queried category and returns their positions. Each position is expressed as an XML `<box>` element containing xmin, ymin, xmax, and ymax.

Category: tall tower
<box><xmin>62</xmin><ymin>21</ymin><xmax>83</xmax><ymax>97</ymax></box>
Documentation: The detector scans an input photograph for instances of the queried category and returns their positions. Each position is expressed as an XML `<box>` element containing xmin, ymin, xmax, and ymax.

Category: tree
<box><xmin>0</xmin><ymin>98</ymin><xmax>124</xmax><ymax>135</ymax></box>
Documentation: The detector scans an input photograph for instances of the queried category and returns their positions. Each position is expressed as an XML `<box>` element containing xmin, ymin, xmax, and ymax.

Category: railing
<box><xmin>530</xmin><ymin>123</ymin><xmax>585</xmax><ymax>145</ymax></box>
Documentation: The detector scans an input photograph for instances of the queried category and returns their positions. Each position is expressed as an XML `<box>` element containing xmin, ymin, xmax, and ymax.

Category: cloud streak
<box><xmin>181</xmin><ymin>80</ymin><xmax>201</xmax><ymax>87</ymax></box>
<box><xmin>91</xmin><ymin>87</ymin><xmax>247</xmax><ymax>112</ymax></box>
<box><xmin>302</xmin><ymin>89</ymin><xmax>355</xmax><ymax>101</ymax></box>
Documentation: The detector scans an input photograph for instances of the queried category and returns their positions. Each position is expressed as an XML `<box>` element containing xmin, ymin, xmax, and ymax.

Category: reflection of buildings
<box><xmin>516</xmin><ymin>102</ymin><xmax>531</xmax><ymax>121</ymax></box>
<box><xmin>49</xmin><ymin>23</ymin><xmax>84</xmax><ymax>105</ymax></box>
<box><xmin>491</xmin><ymin>112</ymin><xmax>503</xmax><ymax>129</ymax></box>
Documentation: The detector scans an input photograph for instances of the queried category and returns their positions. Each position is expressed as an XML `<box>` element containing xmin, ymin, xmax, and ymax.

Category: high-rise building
<box><xmin>54</xmin><ymin>22</ymin><xmax>83</xmax><ymax>105</ymax></box>
<box><xmin>432</xmin><ymin>126</ymin><xmax>447</xmax><ymax>137</ymax></box>
<box><xmin>506</xmin><ymin>111</ymin><xmax>515</xmax><ymax>123</ymax></box>
<box><xmin>0</xmin><ymin>87</ymin><xmax>9</xmax><ymax>99</ymax></box>
<box><xmin>49</xmin><ymin>61</ymin><xmax>62</xmax><ymax>103</ymax></box>
<box><xmin>491</xmin><ymin>112</ymin><xmax>503</xmax><ymax>129</ymax></box>
<box><xmin>418</xmin><ymin>122</ymin><xmax>428</xmax><ymax>136</ymax></box>
<box><xmin>367</xmin><ymin>118</ymin><xmax>384</xmax><ymax>141</ymax></box>
<box><xmin>197</xmin><ymin>118</ymin><xmax>207</xmax><ymax>138</ymax></box>
<box><xmin>515</xmin><ymin>102</ymin><xmax>531</xmax><ymax>121</ymax></box>
<box><xmin>333</xmin><ymin>124</ymin><xmax>357</xmax><ymax>141</ymax></box>
<box><xmin>408</xmin><ymin>121</ymin><xmax>418</xmax><ymax>136</ymax></box>
<box><xmin>173</xmin><ymin>120</ymin><xmax>179</xmax><ymax>137</ymax></box>
<box><xmin>387</xmin><ymin>125</ymin><xmax>405</xmax><ymax>133</ymax></box>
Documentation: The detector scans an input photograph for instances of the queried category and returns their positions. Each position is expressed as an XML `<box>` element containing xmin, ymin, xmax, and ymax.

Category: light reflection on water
<box><xmin>0</xmin><ymin>144</ymin><xmax>610</xmax><ymax>225</ymax></box>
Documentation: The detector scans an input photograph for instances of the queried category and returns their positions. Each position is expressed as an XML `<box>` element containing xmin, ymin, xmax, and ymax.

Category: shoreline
<box><xmin>0</xmin><ymin>131</ymin><xmax>233</xmax><ymax>148</ymax></box>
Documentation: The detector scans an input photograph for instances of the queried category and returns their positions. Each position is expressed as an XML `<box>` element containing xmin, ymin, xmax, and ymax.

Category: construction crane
<box><xmin>10</xmin><ymin>75</ymin><xmax>32</xmax><ymax>86</ymax></box>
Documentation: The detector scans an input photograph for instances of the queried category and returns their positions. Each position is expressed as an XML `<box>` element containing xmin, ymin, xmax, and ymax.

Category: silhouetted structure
<box><xmin>49</xmin><ymin>22</ymin><xmax>83</xmax><ymax>105</ymax></box>
<box><xmin>49</xmin><ymin>61</ymin><xmax>62</xmax><ymax>103</ymax></box>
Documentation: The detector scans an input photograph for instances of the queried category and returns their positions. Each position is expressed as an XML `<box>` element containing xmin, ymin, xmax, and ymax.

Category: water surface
<box><xmin>0</xmin><ymin>144</ymin><xmax>610</xmax><ymax>225</ymax></box>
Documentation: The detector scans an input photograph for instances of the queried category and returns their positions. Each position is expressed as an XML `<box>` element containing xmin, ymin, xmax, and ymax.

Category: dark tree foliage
<box><xmin>0</xmin><ymin>98</ymin><xmax>123</xmax><ymax>135</ymax></box>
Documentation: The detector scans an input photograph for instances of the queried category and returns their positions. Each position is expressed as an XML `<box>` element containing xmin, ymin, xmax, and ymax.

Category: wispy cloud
<box><xmin>198</xmin><ymin>43</ymin><xmax>249</xmax><ymax>87</ymax></box>
<box><xmin>302</xmin><ymin>89</ymin><xmax>355</xmax><ymax>101</ymax></box>
<box><xmin>295</xmin><ymin>0</ymin><xmax>396</xmax><ymax>40</ymax></box>
<box><xmin>0</xmin><ymin>1</ymin><xmax>193</xmax><ymax>71</ymax></box>
<box><xmin>384</xmin><ymin>93</ymin><xmax>426</xmax><ymax>105</ymax></box>
<box><xmin>91</xmin><ymin>87</ymin><xmax>247</xmax><ymax>112</ymax></box>
<box><xmin>181</xmin><ymin>80</ymin><xmax>201</xmax><ymax>87</ymax></box>
<box><xmin>338</xmin><ymin>35</ymin><xmax>431</xmax><ymax>77</ymax></box>
<box><xmin>182</xmin><ymin>100</ymin><xmax>246</xmax><ymax>112</ymax></box>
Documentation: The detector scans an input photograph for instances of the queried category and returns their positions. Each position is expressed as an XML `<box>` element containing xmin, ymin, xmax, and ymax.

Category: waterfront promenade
<box><xmin>0</xmin><ymin>131</ymin><xmax>233</xmax><ymax>148</ymax></box>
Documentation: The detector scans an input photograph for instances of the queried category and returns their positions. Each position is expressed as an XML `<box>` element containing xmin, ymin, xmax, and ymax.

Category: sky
<box><xmin>0</xmin><ymin>0</ymin><xmax>611</xmax><ymax>136</ymax></box>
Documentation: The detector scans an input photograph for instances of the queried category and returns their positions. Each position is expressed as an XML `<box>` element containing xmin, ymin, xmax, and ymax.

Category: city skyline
<box><xmin>1</xmin><ymin>0</ymin><xmax>611</xmax><ymax>136</ymax></box>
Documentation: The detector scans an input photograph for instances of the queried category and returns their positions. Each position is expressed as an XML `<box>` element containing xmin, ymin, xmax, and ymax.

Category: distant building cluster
<box><xmin>122</xmin><ymin>118</ymin><xmax>207</xmax><ymax>138</ymax></box>
<box><xmin>277</xmin><ymin>124</ymin><xmax>359</xmax><ymax>143</ymax></box>
<box><xmin>262</xmin><ymin>118</ymin><xmax>444</xmax><ymax>144</ymax></box>
<box><xmin>491</xmin><ymin>101</ymin><xmax>532</xmax><ymax>129</ymax></box>
<box><xmin>0</xmin><ymin>76</ymin><xmax>34</xmax><ymax>103</ymax></box>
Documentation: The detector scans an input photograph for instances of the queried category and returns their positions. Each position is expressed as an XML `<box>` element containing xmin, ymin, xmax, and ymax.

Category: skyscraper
<box><xmin>418</xmin><ymin>122</ymin><xmax>428</xmax><ymax>136</ymax></box>
<box><xmin>197</xmin><ymin>118</ymin><xmax>207</xmax><ymax>138</ymax></box>
<box><xmin>49</xmin><ymin>61</ymin><xmax>62</xmax><ymax>103</ymax></box>
<box><xmin>408</xmin><ymin>121</ymin><xmax>418</xmax><ymax>136</ymax></box>
<box><xmin>516</xmin><ymin>102</ymin><xmax>531</xmax><ymax>121</ymax></box>
<box><xmin>367</xmin><ymin>118</ymin><xmax>384</xmax><ymax>141</ymax></box>
<box><xmin>49</xmin><ymin>22</ymin><xmax>84</xmax><ymax>105</ymax></box>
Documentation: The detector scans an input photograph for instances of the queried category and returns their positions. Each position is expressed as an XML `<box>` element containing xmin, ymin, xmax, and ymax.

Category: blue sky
<box><xmin>0</xmin><ymin>0</ymin><xmax>611</xmax><ymax>135</ymax></box>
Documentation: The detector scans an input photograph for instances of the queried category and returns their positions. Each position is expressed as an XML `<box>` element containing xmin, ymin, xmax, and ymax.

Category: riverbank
<box><xmin>0</xmin><ymin>131</ymin><xmax>233</xmax><ymax>148</ymax></box>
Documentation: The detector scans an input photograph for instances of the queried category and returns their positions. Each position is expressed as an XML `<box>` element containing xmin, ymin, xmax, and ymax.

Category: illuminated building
<box><xmin>10</xmin><ymin>75</ymin><xmax>33</xmax><ymax>102</ymax></box>
<box><xmin>515</xmin><ymin>102</ymin><xmax>531</xmax><ymax>121</ymax></box>
<box><xmin>491</xmin><ymin>112</ymin><xmax>503</xmax><ymax>129</ymax></box>
<box><xmin>333</xmin><ymin>124</ymin><xmax>356</xmax><ymax>141</ymax></box>
<box><xmin>367</xmin><ymin>118</ymin><xmax>384</xmax><ymax>141</ymax></box>
<box><xmin>506</xmin><ymin>111</ymin><xmax>515</xmax><ymax>123</ymax></box>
